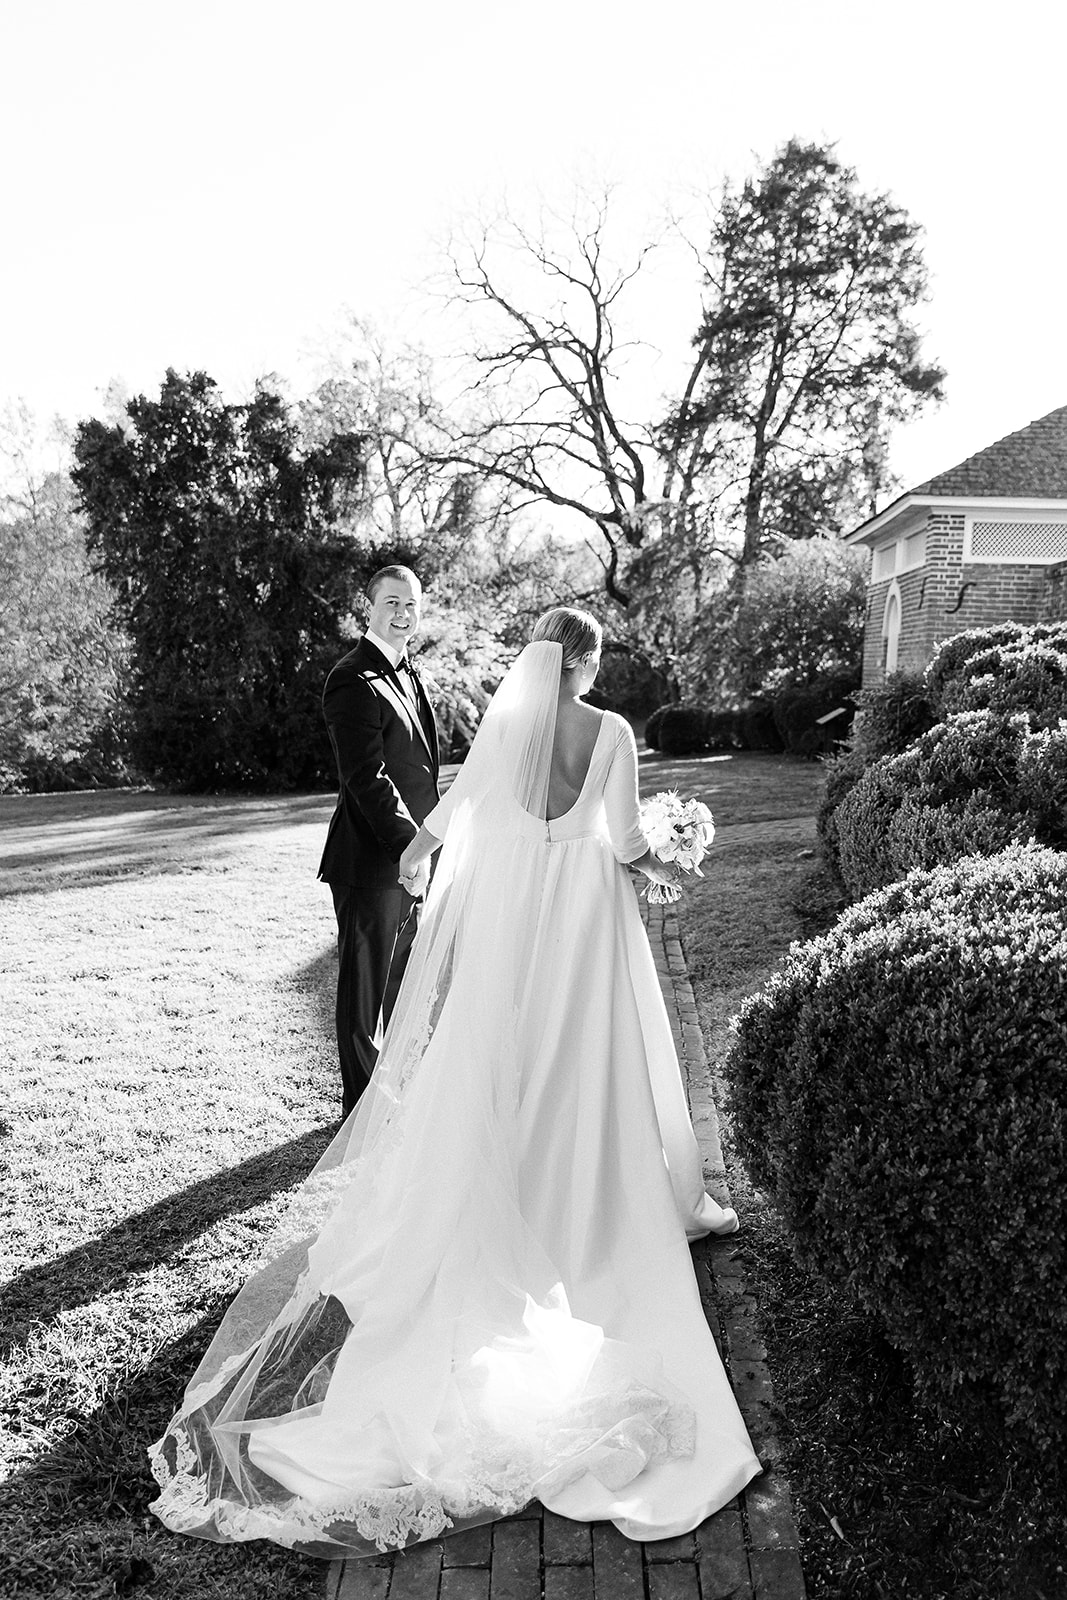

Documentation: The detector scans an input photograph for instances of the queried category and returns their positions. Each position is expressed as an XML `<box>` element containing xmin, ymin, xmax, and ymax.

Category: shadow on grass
<box><xmin>0</xmin><ymin>792</ymin><xmax>335</xmax><ymax>899</ymax></box>
<box><xmin>1</xmin><ymin>1123</ymin><xmax>338</xmax><ymax>1367</ymax></box>
<box><xmin>1</xmin><ymin>919</ymin><xmax>344</xmax><ymax>1593</ymax></box>
<box><xmin>0</xmin><ymin>1307</ymin><xmax>324</xmax><ymax>1599</ymax></box>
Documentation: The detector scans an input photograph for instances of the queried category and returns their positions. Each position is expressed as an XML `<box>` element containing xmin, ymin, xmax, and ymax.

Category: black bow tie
<box><xmin>396</xmin><ymin>658</ymin><xmax>421</xmax><ymax>695</ymax></box>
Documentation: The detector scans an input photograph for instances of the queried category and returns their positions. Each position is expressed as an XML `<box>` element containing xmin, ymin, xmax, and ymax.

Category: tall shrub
<box><xmin>925</xmin><ymin>620</ymin><xmax>1067</xmax><ymax>712</ymax></box>
<box><xmin>731</xmin><ymin>537</ymin><xmax>868</xmax><ymax>697</ymax></box>
<box><xmin>817</xmin><ymin>671</ymin><xmax>936</xmax><ymax>872</ymax></box>
<box><xmin>834</xmin><ymin>711</ymin><xmax>1067</xmax><ymax>899</ymax></box>
<box><xmin>0</xmin><ymin>434</ymin><xmax>129</xmax><ymax>792</ymax></box>
<box><xmin>727</xmin><ymin>845</ymin><xmax>1067</xmax><ymax>1470</ymax></box>
<box><xmin>852</xmin><ymin>670</ymin><xmax>937</xmax><ymax>760</ymax></box>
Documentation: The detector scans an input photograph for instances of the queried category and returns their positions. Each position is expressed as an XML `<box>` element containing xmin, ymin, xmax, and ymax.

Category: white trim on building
<box><xmin>844</xmin><ymin>494</ymin><xmax>1067</xmax><ymax>546</ymax></box>
<box><xmin>871</xmin><ymin>528</ymin><xmax>927</xmax><ymax>582</ymax></box>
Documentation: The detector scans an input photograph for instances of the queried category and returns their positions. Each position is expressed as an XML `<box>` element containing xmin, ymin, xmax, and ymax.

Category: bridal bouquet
<box><xmin>640</xmin><ymin>791</ymin><xmax>715</xmax><ymax>903</ymax></box>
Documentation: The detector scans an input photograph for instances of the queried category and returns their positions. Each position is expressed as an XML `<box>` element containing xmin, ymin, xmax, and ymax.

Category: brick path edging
<box><xmin>648</xmin><ymin>896</ymin><xmax>807</xmax><ymax>1600</ymax></box>
<box><xmin>326</xmin><ymin>895</ymin><xmax>807</xmax><ymax>1600</ymax></box>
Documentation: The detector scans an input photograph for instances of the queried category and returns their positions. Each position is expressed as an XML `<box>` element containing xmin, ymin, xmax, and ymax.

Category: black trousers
<box><xmin>330</xmin><ymin>881</ymin><xmax>420</xmax><ymax>1116</ymax></box>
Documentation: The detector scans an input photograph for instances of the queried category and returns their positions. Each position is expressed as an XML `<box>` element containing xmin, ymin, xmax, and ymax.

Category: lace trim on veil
<box><xmin>148</xmin><ymin>1423</ymin><xmax>457</xmax><ymax>1551</ymax></box>
<box><xmin>149</xmin><ymin>1375</ymin><xmax>695</xmax><ymax>1553</ymax></box>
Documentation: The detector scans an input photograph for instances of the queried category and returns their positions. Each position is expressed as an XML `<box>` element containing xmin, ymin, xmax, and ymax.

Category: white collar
<box><xmin>364</xmin><ymin>629</ymin><xmax>407</xmax><ymax>670</ymax></box>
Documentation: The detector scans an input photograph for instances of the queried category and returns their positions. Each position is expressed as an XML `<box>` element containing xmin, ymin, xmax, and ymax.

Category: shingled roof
<box><xmin>910</xmin><ymin>403</ymin><xmax>1067</xmax><ymax>497</ymax></box>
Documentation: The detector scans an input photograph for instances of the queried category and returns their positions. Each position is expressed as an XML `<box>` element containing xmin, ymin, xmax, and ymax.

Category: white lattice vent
<box><xmin>970</xmin><ymin>520</ymin><xmax>1067</xmax><ymax>561</ymax></box>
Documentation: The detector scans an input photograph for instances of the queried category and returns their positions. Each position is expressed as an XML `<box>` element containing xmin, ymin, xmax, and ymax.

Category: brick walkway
<box><xmin>326</xmin><ymin>890</ymin><xmax>806</xmax><ymax>1600</ymax></box>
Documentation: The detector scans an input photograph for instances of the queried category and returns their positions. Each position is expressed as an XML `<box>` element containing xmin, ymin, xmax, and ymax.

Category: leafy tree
<box><xmin>727</xmin><ymin>536</ymin><xmax>868</xmax><ymax>698</ymax></box>
<box><xmin>301</xmin><ymin>320</ymin><xmax>603</xmax><ymax>743</ymax></box>
<box><xmin>439</xmin><ymin>144</ymin><xmax>941</xmax><ymax>662</ymax></box>
<box><xmin>72</xmin><ymin>371</ymin><xmax>367</xmax><ymax>790</ymax></box>
<box><xmin>300</xmin><ymin>317</ymin><xmax>524</xmax><ymax>562</ymax></box>
<box><xmin>664</xmin><ymin>140</ymin><xmax>944</xmax><ymax>568</ymax></box>
<box><xmin>0</xmin><ymin>405</ymin><xmax>128</xmax><ymax>791</ymax></box>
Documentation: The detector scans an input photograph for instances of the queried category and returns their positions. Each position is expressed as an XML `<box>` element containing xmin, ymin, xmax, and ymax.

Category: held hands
<box><xmin>398</xmin><ymin>848</ymin><xmax>430</xmax><ymax>900</ymax></box>
<box><xmin>399</xmin><ymin>824</ymin><xmax>442</xmax><ymax>900</ymax></box>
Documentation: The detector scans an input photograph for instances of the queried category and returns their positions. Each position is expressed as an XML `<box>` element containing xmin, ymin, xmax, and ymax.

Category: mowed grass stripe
<box><xmin>2</xmin><ymin>795</ymin><xmax>339</xmax><ymax>1599</ymax></box>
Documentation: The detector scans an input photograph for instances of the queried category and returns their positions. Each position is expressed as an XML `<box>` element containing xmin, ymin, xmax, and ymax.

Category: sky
<box><xmin>2</xmin><ymin>0</ymin><xmax>1066</xmax><ymax>499</ymax></box>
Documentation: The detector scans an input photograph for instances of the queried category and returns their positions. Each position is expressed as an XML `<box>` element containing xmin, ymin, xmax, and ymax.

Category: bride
<box><xmin>149</xmin><ymin>606</ymin><xmax>761</xmax><ymax>1559</ymax></box>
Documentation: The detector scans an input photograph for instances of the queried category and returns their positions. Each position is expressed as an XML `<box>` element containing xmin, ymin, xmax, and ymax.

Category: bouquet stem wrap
<box><xmin>639</xmin><ymin>792</ymin><xmax>715</xmax><ymax>903</ymax></box>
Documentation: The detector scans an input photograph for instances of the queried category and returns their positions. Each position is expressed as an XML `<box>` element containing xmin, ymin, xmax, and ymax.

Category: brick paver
<box><xmin>327</xmin><ymin>890</ymin><xmax>806</xmax><ymax>1600</ymax></box>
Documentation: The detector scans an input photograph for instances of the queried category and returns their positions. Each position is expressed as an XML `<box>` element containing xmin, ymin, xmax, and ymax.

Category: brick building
<box><xmin>844</xmin><ymin>403</ymin><xmax>1067</xmax><ymax>686</ymax></box>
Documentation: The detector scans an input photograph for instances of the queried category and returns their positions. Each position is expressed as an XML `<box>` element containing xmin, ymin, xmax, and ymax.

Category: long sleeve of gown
<box><xmin>603</xmin><ymin>717</ymin><xmax>649</xmax><ymax>864</ymax></box>
<box><xmin>422</xmin><ymin>774</ymin><xmax>460</xmax><ymax>842</ymax></box>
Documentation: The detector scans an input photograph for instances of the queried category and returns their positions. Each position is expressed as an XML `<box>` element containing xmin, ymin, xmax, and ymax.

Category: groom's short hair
<box><xmin>366</xmin><ymin>564</ymin><xmax>421</xmax><ymax>601</ymax></box>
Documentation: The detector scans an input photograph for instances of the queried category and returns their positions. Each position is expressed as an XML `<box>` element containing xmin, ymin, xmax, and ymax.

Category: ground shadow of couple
<box><xmin>3</xmin><ymin>1119</ymin><xmax>342</xmax><ymax>1592</ymax></box>
<box><xmin>3</xmin><ymin>941</ymin><xmax>345</xmax><ymax>1592</ymax></box>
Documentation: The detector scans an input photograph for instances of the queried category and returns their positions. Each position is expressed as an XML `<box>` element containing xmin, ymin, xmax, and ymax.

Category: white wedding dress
<box><xmin>149</xmin><ymin>642</ymin><xmax>760</xmax><ymax>1558</ymax></box>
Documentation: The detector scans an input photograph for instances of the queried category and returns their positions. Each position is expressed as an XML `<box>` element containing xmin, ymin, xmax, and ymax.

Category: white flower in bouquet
<box><xmin>639</xmin><ymin>791</ymin><xmax>715</xmax><ymax>903</ymax></box>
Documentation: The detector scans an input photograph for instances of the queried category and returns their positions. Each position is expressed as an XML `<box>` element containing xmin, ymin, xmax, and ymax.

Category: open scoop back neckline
<box><xmin>543</xmin><ymin>713</ymin><xmax>609</xmax><ymax>824</ymax></box>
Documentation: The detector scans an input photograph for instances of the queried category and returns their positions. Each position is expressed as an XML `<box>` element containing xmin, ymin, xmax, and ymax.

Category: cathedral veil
<box><xmin>148</xmin><ymin>640</ymin><xmax>699</xmax><ymax>1557</ymax></box>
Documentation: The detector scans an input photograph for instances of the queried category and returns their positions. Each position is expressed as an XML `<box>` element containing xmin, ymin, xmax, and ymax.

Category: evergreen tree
<box><xmin>73</xmin><ymin>371</ymin><xmax>368</xmax><ymax>789</ymax></box>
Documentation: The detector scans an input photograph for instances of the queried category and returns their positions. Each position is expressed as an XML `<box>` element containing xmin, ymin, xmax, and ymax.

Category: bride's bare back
<box><xmin>547</xmin><ymin>700</ymin><xmax>605</xmax><ymax>821</ymax></box>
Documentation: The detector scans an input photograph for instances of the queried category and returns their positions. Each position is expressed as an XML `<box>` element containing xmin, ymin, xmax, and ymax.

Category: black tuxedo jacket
<box><xmin>318</xmin><ymin>636</ymin><xmax>441</xmax><ymax>889</ymax></box>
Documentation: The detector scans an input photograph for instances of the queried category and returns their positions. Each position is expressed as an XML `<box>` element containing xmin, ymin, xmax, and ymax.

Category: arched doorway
<box><xmin>882</xmin><ymin>582</ymin><xmax>902</xmax><ymax>675</ymax></box>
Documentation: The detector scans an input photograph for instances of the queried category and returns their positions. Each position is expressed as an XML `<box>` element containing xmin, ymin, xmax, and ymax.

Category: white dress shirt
<box><xmin>364</xmin><ymin>629</ymin><xmax>425</xmax><ymax>734</ymax></box>
<box><xmin>364</xmin><ymin>629</ymin><xmax>406</xmax><ymax>669</ymax></box>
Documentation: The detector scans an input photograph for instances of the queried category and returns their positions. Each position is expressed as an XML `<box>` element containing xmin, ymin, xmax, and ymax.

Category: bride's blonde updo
<box><xmin>531</xmin><ymin>606</ymin><xmax>603</xmax><ymax>672</ymax></box>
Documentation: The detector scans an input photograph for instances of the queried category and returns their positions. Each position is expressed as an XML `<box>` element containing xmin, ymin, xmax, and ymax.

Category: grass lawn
<box><xmin>2</xmin><ymin>788</ymin><xmax>341</xmax><ymax>1599</ymax></box>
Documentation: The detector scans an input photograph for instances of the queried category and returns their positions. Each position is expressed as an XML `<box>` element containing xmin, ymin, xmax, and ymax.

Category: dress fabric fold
<box><xmin>148</xmin><ymin>644</ymin><xmax>760</xmax><ymax>1558</ymax></box>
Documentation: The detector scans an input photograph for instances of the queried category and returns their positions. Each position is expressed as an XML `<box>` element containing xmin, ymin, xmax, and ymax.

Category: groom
<box><xmin>318</xmin><ymin>565</ymin><xmax>440</xmax><ymax>1116</ymax></box>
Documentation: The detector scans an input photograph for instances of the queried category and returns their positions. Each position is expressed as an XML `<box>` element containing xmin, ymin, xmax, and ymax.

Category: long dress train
<box><xmin>148</xmin><ymin>644</ymin><xmax>761</xmax><ymax>1557</ymax></box>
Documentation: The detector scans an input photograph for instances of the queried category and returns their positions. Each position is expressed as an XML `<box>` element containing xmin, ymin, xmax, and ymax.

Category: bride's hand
<box><xmin>399</xmin><ymin>828</ymin><xmax>439</xmax><ymax>899</ymax></box>
<box><xmin>399</xmin><ymin>858</ymin><xmax>430</xmax><ymax>898</ymax></box>
<box><xmin>638</xmin><ymin>852</ymin><xmax>702</xmax><ymax>892</ymax></box>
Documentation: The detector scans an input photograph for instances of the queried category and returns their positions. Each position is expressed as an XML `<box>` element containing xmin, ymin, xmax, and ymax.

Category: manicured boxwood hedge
<box><xmin>643</xmin><ymin>705</ymin><xmax>671</xmax><ymax>750</ymax></box>
<box><xmin>819</xmin><ymin>627</ymin><xmax>1067</xmax><ymax>888</ymax></box>
<box><xmin>703</xmin><ymin>709</ymin><xmax>746</xmax><ymax>751</ymax></box>
<box><xmin>771</xmin><ymin>669</ymin><xmax>858</xmax><ymax>757</ymax></box>
<box><xmin>833</xmin><ymin>710</ymin><xmax>1067</xmax><ymax>900</ymax></box>
<box><xmin>648</xmin><ymin>701</ymin><xmax>786</xmax><ymax>755</ymax></box>
<box><xmin>817</xmin><ymin>671</ymin><xmax>935</xmax><ymax>873</ymax></box>
<box><xmin>936</xmin><ymin>638</ymin><xmax>1067</xmax><ymax>726</ymax></box>
<box><xmin>925</xmin><ymin>619</ymin><xmax>1067</xmax><ymax>712</ymax></box>
<box><xmin>853</xmin><ymin>669</ymin><xmax>936</xmax><ymax>757</ymax></box>
<box><xmin>657</xmin><ymin>705</ymin><xmax>709</xmax><ymax>756</ymax></box>
<box><xmin>739</xmin><ymin>699</ymin><xmax>783</xmax><ymax>752</ymax></box>
<box><xmin>645</xmin><ymin>675</ymin><xmax>853</xmax><ymax>760</ymax></box>
<box><xmin>726</xmin><ymin>844</ymin><xmax>1067</xmax><ymax>1471</ymax></box>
